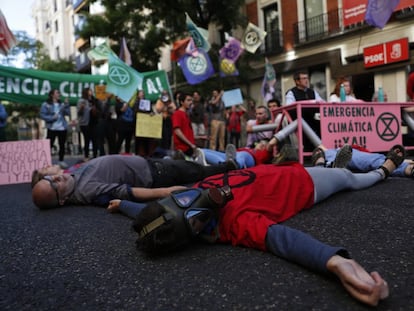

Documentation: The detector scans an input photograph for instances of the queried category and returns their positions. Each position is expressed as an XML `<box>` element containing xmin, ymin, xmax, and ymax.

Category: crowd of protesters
<box><xmin>53</xmin><ymin>87</ymin><xmax>263</xmax><ymax>163</ymax></box>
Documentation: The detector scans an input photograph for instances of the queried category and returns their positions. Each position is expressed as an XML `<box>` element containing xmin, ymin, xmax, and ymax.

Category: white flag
<box><xmin>241</xmin><ymin>22</ymin><xmax>267</xmax><ymax>54</ymax></box>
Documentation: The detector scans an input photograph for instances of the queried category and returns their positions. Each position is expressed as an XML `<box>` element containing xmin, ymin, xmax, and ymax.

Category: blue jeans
<box><xmin>324</xmin><ymin>148</ymin><xmax>408</xmax><ymax>177</ymax></box>
<box><xmin>202</xmin><ymin>149</ymin><xmax>255</xmax><ymax>168</ymax></box>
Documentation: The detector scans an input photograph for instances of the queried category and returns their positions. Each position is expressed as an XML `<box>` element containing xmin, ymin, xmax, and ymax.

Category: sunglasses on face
<box><xmin>43</xmin><ymin>176</ymin><xmax>60</xmax><ymax>203</ymax></box>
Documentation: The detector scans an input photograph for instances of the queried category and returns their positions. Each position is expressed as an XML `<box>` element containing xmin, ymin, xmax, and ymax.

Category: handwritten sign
<box><xmin>320</xmin><ymin>103</ymin><xmax>402</xmax><ymax>151</ymax></box>
<box><xmin>135</xmin><ymin>113</ymin><xmax>162</xmax><ymax>138</ymax></box>
<box><xmin>222</xmin><ymin>88</ymin><xmax>244</xmax><ymax>107</ymax></box>
<box><xmin>0</xmin><ymin>139</ymin><xmax>51</xmax><ymax>185</ymax></box>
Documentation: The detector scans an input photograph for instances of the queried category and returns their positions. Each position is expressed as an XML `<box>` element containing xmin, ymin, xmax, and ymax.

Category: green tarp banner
<box><xmin>0</xmin><ymin>64</ymin><xmax>171</xmax><ymax>105</ymax></box>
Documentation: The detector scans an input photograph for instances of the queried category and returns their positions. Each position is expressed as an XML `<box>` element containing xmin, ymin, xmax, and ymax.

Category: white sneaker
<box><xmin>193</xmin><ymin>148</ymin><xmax>208</xmax><ymax>166</ymax></box>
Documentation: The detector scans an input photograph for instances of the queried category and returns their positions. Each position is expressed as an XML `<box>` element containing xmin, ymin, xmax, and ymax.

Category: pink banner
<box><xmin>0</xmin><ymin>139</ymin><xmax>51</xmax><ymax>185</ymax></box>
<box><xmin>320</xmin><ymin>103</ymin><xmax>402</xmax><ymax>151</ymax></box>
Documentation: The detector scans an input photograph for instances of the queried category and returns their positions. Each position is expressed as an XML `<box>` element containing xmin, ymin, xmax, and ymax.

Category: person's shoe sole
<box><xmin>332</xmin><ymin>144</ymin><xmax>352</xmax><ymax>168</ymax></box>
<box><xmin>225</xmin><ymin>144</ymin><xmax>237</xmax><ymax>163</ymax></box>
<box><xmin>193</xmin><ymin>148</ymin><xmax>208</xmax><ymax>166</ymax></box>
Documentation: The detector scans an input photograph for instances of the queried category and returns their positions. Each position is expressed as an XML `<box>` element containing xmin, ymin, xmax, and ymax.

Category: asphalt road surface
<box><xmin>0</xmin><ymin>157</ymin><xmax>413</xmax><ymax>311</ymax></box>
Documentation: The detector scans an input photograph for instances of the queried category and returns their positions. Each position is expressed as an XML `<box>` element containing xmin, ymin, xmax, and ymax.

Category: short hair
<box><xmin>267</xmin><ymin>98</ymin><xmax>281</xmax><ymax>107</ymax></box>
<box><xmin>293</xmin><ymin>70</ymin><xmax>308</xmax><ymax>81</ymax></box>
<box><xmin>256</xmin><ymin>105</ymin><xmax>271</xmax><ymax>120</ymax></box>
<box><xmin>178</xmin><ymin>92</ymin><xmax>192</xmax><ymax>104</ymax></box>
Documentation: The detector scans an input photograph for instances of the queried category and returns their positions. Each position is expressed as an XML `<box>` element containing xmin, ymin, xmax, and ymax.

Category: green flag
<box><xmin>106</xmin><ymin>53</ymin><xmax>143</xmax><ymax>103</ymax></box>
<box><xmin>87</xmin><ymin>43</ymin><xmax>115</xmax><ymax>62</ymax></box>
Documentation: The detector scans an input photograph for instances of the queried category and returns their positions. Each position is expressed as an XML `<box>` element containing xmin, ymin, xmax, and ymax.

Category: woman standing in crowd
<box><xmin>40</xmin><ymin>89</ymin><xmax>70</xmax><ymax>168</ymax></box>
<box><xmin>77</xmin><ymin>87</ymin><xmax>95</xmax><ymax>160</ymax></box>
<box><xmin>115</xmin><ymin>96</ymin><xmax>134</xmax><ymax>154</ymax></box>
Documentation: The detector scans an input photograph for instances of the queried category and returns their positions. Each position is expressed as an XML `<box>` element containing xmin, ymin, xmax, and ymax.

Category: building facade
<box><xmin>245</xmin><ymin>0</ymin><xmax>414</xmax><ymax>104</ymax></box>
<box><xmin>32</xmin><ymin>0</ymin><xmax>76</xmax><ymax>62</ymax></box>
<box><xmin>32</xmin><ymin>0</ymin><xmax>414</xmax><ymax>104</ymax></box>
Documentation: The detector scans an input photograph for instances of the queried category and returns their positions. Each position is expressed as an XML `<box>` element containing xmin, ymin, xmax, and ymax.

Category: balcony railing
<box><xmin>294</xmin><ymin>9</ymin><xmax>341</xmax><ymax>44</ymax></box>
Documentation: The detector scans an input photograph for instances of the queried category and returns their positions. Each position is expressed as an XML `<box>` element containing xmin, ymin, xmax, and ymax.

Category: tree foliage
<box><xmin>0</xmin><ymin>31</ymin><xmax>37</xmax><ymax>68</ymax></box>
<box><xmin>78</xmin><ymin>0</ymin><xmax>246</xmax><ymax>72</ymax></box>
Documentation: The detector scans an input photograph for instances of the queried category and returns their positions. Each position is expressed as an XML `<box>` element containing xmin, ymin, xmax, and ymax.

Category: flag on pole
<box><xmin>0</xmin><ymin>9</ymin><xmax>17</xmax><ymax>55</ymax></box>
<box><xmin>241</xmin><ymin>22</ymin><xmax>267</xmax><ymax>54</ymax></box>
<box><xmin>87</xmin><ymin>43</ymin><xmax>115</xmax><ymax>62</ymax></box>
<box><xmin>185</xmin><ymin>13</ymin><xmax>210</xmax><ymax>52</ymax></box>
<box><xmin>261</xmin><ymin>58</ymin><xmax>276</xmax><ymax>102</ymax></box>
<box><xmin>219</xmin><ymin>37</ymin><xmax>243</xmax><ymax>63</ymax></box>
<box><xmin>171</xmin><ymin>37</ymin><xmax>191</xmax><ymax>61</ymax></box>
<box><xmin>106</xmin><ymin>53</ymin><xmax>144</xmax><ymax>102</ymax></box>
<box><xmin>178</xmin><ymin>49</ymin><xmax>215</xmax><ymax>85</ymax></box>
<box><xmin>119</xmin><ymin>37</ymin><xmax>132</xmax><ymax>66</ymax></box>
<box><xmin>365</xmin><ymin>0</ymin><xmax>401</xmax><ymax>29</ymax></box>
<box><xmin>219</xmin><ymin>58</ymin><xmax>238</xmax><ymax>77</ymax></box>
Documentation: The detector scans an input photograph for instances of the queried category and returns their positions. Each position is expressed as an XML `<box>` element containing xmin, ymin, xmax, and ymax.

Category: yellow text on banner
<box><xmin>135</xmin><ymin>113</ymin><xmax>162</xmax><ymax>138</ymax></box>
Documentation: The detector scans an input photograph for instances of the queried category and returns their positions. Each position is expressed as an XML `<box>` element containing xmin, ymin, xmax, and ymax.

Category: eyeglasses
<box><xmin>43</xmin><ymin>176</ymin><xmax>60</xmax><ymax>203</ymax></box>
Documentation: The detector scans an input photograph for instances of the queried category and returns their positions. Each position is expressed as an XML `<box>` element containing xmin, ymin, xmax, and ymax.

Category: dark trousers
<box><xmin>80</xmin><ymin>125</ymin><xmax>92</xmax><ymax>158</ymax></box>
<box><xmin>116</xmin><ymin>126</ymin><xmax>134</xmax><ymax>153</ymax></box>
<box><xmin>47</xmin><ymin>129</ymin><xmax>67</xmax><ymax>161</ymax></box>
<box><xmin>147</xmin><ymin>159</ymin><xmax>230</xmax><ymax>187</ymax></box>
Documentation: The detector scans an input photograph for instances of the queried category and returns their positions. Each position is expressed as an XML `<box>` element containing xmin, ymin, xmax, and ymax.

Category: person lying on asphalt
<box><xmin>31</xmin><ymin>154</ymin><xmax>238</xmax><ymax>209</ymax></box>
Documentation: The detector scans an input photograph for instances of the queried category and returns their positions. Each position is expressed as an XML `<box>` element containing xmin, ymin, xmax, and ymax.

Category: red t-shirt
<box><xmin>172</xmin><ymin>109</ymin><xmax>195</xmax><ymax>152</ymax></box>
<box><xmin>227</xmin><ymin>111</ymin><xmax>244</xmax><ymax>133</ymax></box>
<box><xmin>237</xmin><ymin>147</ymin><xmax>272</xmax><ymax>165</ymax></box>
<box><xmin>194</xmin><ymin>163</ymin><xmax>314</xmax><ymax>251</ymax></box>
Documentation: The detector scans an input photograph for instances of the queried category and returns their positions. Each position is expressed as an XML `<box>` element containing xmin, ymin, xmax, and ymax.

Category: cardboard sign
<box><xmin>94</xmin><ymin>84</ymin><xmax>108</xmax><ymax>101</ymax></box>
<box><xmin>222</xmin><ymin>88</ymin><xmax>244</xmax><ymax>107</ymax></box>
<box><xmin>320</xmin><ymin>103</ymin><xmax>402</xmax><ymax>151</ymax></box>
<box><xmin>135</xmin><ymin>113</ymin><xmax>162</xmax><ymax>138</ymax></box>
<box><xmin>0</xmin><ymin>139</ymin><xmax>51</xmax><ymax>185</ymax></box>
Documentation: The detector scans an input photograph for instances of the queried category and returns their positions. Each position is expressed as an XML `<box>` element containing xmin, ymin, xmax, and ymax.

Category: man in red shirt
<box><xmin>172</xmin><ymin>92</ymin><xmax>197</xmax><ymax>157</ymax></box>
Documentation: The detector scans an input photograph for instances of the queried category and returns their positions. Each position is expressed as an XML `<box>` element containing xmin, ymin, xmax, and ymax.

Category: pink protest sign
<box><xmin>0</xmin><ymin>139</ymin><xmax>51</xmax><ymax>185</ymax></box>
<box><xmin>320</xmin><ymin>103</ymin><xmax>402</xmax><ymax>152</ymax></box>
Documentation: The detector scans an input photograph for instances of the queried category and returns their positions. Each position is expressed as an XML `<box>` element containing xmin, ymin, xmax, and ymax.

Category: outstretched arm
<box><xmin>265</xmin><ymin>224</ymin><xmax>389</xmax><ymax>306</ymax></box>
<box><xmin>327</xmin><ymin>255</ymin><xmax>389</xmax><ymax>306</ymax></box>
<box><xmin>131</xmin><ymin>185</ymin><xmax>188</xmax><ymax>201</ymax></box>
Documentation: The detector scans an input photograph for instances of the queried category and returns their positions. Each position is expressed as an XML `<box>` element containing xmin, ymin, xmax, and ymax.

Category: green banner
<box><xmin>0</xmin><ymin>65</ymin><xmax>171</xmax><ymax>105</ymax></box>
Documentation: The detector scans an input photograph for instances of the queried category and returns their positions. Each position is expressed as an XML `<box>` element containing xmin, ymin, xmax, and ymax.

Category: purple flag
<box><xmin>219</xmin><ymin>37</ymin><xmax>243</xmax><ymax>63</ymax></box>
<box><xmin>178</xmin><ymin>49</ymin><xmax>215</xmax><ymax>85</ymax></box>
<box><xmin>365</xmin><ymin>0</ymin><xmax>400</xmax><ymax>29</ymax></box>
<box><xmin>261</xmin><ymin>58</ymin><xmax>276</xmax><ymax>101</ymax></box>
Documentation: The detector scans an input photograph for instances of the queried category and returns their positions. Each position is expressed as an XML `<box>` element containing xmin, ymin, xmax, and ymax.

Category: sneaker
<box><xmin>332</xmin><ymin>144</ymin><xmax>352</xmax><ymax>168</ymax></box>
<box><xmin>272</xmin><ymin>144</ymin><xmax>298</xmax><ymax>164</ymax></box>
<box><xmin>58</xmin><ymin>161</ymin><xmax>69</xmax><ymax>169</ymax></box>
<box><xmin>225</xmin><ymin>144</ymin><xmax>237</xmax><ymax>163</ymax></box>
<box><xmin>193</xmin><ymin>148</ymin><xmax>208</xmax><ymax>166</ymax></box>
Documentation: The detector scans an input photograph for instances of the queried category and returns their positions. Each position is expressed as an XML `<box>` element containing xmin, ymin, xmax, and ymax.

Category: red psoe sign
<box><xmin>364</xmin><ymin>37</ymin><xmax>409</xmax><ymax>68</ymax></box>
